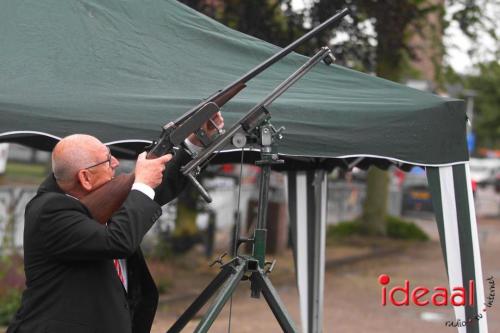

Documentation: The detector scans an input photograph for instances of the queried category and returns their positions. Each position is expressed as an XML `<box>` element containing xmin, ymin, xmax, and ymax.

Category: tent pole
<box><xmin>288</xmin><ymin>169</ymin><xmax>328</xmax><ymax>333</ymax></box>
<box><xmin>427</xmin><ymin>164</ymin><xmax>488</xmax><ymax>333</ymax></box>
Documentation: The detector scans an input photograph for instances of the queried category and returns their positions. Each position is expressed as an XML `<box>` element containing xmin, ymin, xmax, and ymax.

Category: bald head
<box><xmin>52</xmin><ymin>134</ymin><xmax>106</xmax><ymax>182</ymax></box>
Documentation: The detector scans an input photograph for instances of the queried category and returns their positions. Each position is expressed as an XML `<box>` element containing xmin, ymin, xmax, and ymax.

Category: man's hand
<box><xmin>188</xmin><ymin>111</ymin><xmax>224</xmax><ymax>147</ymax></box>
<box><xmin>134</xmin><ymin>152</ymin><xmax>172</xmax><ymax>189</ymax></box>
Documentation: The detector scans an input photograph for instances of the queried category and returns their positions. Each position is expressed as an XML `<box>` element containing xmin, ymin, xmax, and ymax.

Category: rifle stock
<box><xmin>81</xmin><ymin>173</ymin><xmax>135</xmax><ymax>224</ymax></box>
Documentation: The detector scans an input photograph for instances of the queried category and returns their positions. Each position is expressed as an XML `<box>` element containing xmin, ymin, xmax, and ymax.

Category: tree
<box><xmin>466</xmin><ymin>61</ymin><xmax>500</xmax><ymax>148</ymax></box>
<box><xmin>306</xmin><ymin>1</ymin><xmax>443</xmax><ymax>234</ymax></box>
<box><xmin>307</xmin><ymin>0</ymin><xmax>496</xmax><ymax>235</ymax></box>
<box><xmin>179</xmin><ymin>0</ymin><xmax>306</xmax><ymax>47</ymax></box>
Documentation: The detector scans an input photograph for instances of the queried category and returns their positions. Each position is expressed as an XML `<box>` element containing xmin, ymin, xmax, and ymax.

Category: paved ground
<box><xmin>0</xmin><ymin>217</ymin><xmax>496</xmax><ymax>333</ymax></box>
<box><xmin>152</xmin><ymin>215</ymin><xmax>500</xmax><ymax>333</ymax></box>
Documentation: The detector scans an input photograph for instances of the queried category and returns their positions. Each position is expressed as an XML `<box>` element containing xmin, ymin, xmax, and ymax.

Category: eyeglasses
<box><xmin>85</xmin><ymin>148</ymin><xmax>112</xmax><ymax>170</ymax></box>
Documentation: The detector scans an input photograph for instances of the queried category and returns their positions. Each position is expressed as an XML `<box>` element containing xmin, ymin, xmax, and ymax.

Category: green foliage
<box><xmin>309</xmin><ymin>0</ymin><xmax>442</xmax><ymax>80</ymax></box>
<box><xmin>0</xmin><ymin>255</ymin><xmax>24</xmax><ymax>326</ymax></box>
<box><xmin>156</xmin><ymin>278</ymin><xmax>173</xmax><ymax>294</ymax></box>
<box><xmin>308</xmin><ymin>1</ymin><xmax>495</xmax><ymax>80</ymax></box>
<box><xmin>220</xmin><ymin>0</ymin><xmax>298</xmax><ymax>47</ymax></box>
<box><xmin>443</xmin><ymin>65</ymin><xmax>466</xmax><ymax>86</ymax></box>
<box><xmin>466</xmin><ymin>61</ymin><xmax>500</xmax><ymax>148</ymax></box>
<box><xmin>327</xmin><ymin>220</ymin><xmax>363</xmax><ymax>239</ymax></box>
<box><xmin>4</xmin><ymin>162</ymin><xmax>47</xmax><ymax>184</ymax></box>
<box><xmin>445</xmin><ymin>61</ymin><xmax>500</xmax><ymax>149</ymax></box>
<box><xmin>179</xmin><ymin>0</ymin><xmax>306</xmax><ymax>49</ymax></box>
<box><xmin>0</xmin><ymin>289</ymin><xmax>21</xmax><ymax>326</ymax></box>
<box><xmin>448</xmin><ymin>0</ymin><xmax>494</xmax><ymax>40</ymax></box>
<box><xmin>327</xmin><ymin>216</ymin><xmax>428</xmax><ymax>241</ymax></box>
<box><xmin>150</xmin><ymin>236</ymin><xmax>174</xmax><ymax>261</ymax></box>
<box><xmin>174</xmin><ymin>203</ymin><xmax>198</xmax><ymax>237</ymax></box>
<box><xmin>386</xmin><ymin>216</ymin><xmax>429</xmax><ymax>241</ymax></box>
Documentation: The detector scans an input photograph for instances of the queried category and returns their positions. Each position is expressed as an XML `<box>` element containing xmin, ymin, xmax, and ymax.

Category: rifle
<box><xmin>81</xmin><ymin>8</ymin><xmax>349</xmax><ymax>224</ymax></box>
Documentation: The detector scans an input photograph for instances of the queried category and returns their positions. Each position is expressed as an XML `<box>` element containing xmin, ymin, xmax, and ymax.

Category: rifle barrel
<box><xmin>236</xmin><ymin>8</ymin><xmax>348</xmax><ymax>84</ymax></box>
<box><xmin>172</xmin><ymin>8</ymin><xmax>349</xmax><ymax>125</ymax></box>
<box><xmin>181</xmin><ymin>47</ymin><xmax>334</xmax><ymax>175</ymax></box>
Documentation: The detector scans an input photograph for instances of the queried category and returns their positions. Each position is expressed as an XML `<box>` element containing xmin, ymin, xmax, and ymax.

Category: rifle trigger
<box><xmin>144</xmin><ymin>140</ymin><xmax>157</xmax><ymax>151</ymax></box>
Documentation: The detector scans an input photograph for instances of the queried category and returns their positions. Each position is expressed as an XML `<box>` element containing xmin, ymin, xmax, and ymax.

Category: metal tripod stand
<box><xmin>167</xmin><ymin>122</ymin><xmax>298</xmax><ymax>333</ymax></box>
<box><xmin>167</xmin><ymin>46</ymin><xmax>336</xmax><ymax>333</ymax></box>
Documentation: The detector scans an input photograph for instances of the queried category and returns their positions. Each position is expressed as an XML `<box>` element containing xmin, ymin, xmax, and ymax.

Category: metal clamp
<box><xmin>209</xmin><ymin>253</ymin><xmax>227</xmax><ymax>267</ymax></box>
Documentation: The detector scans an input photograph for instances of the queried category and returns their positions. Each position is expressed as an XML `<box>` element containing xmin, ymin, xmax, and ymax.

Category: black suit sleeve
<box><xmin>40</xmin><ymin>190</ymin><xmax>162</xmax><ymax>261</ymax></box>
<box><xmin>154</xmin><ymin>148</ymin><xmax>192</xmax><ymax>206</ymax></box>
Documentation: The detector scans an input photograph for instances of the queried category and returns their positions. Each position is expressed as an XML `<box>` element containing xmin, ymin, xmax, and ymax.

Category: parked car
<box><xmin>469</xmin><ymin>158</ymin><xmax>500</xmax><ymax>186</ymax></box>
<box><xmin>401</xmin><ymin>167</ymin><xmax>434</xmax><ymax>213</ymax></box>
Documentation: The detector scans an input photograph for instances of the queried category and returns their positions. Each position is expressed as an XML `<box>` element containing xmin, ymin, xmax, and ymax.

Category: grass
<box><xmin>327</xmin><ymin>215</ymin><xmax>429</xmax><ymax>244</ymax></box>
<box><xmin>1</xmin><ymin>162</ymin><xmax>48</xmax><ymax>184</ymax></box>
<box><xmin>0</xmin><ymin>255</ymin><xmax>24</xmax><ymax>326</ymax></box>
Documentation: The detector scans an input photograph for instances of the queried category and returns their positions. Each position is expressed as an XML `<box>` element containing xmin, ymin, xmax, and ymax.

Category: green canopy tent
<box><xmin>0</xmin><ymin>1</ymin><xmax>486</xmax><ymax>332</ymax></box>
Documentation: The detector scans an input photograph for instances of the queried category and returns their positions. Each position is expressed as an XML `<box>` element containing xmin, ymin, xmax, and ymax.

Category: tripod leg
<box><xmin>167</xmin><ymin>264</ymin><xmax>235</xmax><ymax>333</ymax></box>
<box><xmin>253</xmin><ymin>270</ymin><xmax>299</xmax><ymax>333</ymax></box>
<box><xmin>194</xmin><ymin>260</ymin><xmax>246</xmax><ymax>333</ymax></box>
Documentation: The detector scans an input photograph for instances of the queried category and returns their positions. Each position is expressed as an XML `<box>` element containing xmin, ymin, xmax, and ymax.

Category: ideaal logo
<box><xmin>378</xmin><ymin>274</ymin><xmax>474</xmax><ymax>306</ymax></box>
<box><xmin>378</xmin><ymin>274</ymin><xmax>495</xmax><ymax>327</ymax></box>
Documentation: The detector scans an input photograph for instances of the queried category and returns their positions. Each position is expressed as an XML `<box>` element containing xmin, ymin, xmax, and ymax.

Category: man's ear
<box><xmin>77</xmin><ymin>169</ymin><xmax>93</xmax><ymax>192</ymax></box>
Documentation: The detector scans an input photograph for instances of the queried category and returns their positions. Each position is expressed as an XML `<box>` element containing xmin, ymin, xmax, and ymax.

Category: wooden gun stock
<box><xmin>81</xmin><ymin>173</ymin><xmax>135</xmax><ymax>224</ymax></box>
<box><xmin>213</xmin><ymin>82</ymin><xmax>246</xmax><ymax>107</ymax></box>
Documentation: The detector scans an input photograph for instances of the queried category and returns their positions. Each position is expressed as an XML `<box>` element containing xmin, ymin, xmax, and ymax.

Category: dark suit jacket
<box><xmin>7</xmin><ymin>149</ymin><xmax>191</xmax><ymax>333</ymax></box>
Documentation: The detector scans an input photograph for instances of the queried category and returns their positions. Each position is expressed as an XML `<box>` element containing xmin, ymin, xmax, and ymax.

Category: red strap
<box><xmin>113</xmin><ymin>259</ymin><xmax>125</xmax><ymax>285</ymax></box>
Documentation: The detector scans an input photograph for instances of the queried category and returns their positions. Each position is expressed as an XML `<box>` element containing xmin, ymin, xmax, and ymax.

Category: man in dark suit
<box><xmin>7</xmin><ymin>113</ymin><xmax>223</xmax><ymax>333</ymax></box>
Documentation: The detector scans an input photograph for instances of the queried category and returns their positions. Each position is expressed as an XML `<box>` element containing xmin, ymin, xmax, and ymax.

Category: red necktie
<box><xmin>113</xmin><ymin>259</ymin><xmax>125</xmax><ymax>285</ymax></box>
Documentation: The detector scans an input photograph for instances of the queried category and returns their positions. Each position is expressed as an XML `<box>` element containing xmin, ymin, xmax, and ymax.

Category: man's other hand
<box><xmin>188</xmin><ymin>111</ymin><xmax>224</xmax><ymax>147</ymax></box>
<box><xmin>134</xmin><ymin>152</ymin><xmax>172</xmax><ymax>189</ymax></box>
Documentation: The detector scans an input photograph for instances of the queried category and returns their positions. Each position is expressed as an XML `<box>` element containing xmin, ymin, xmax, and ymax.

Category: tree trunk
<box><xmin>361</xmin><ymin>167</ymin><xmax>389</xmax><ymax>235</ymax></box>
<box><xmin>359</xmin><ymin>51</ymin><xmax>399</xmax><ymax>235</ymax></box>
<box><xmin>359</xmin><ymin>3</ymin><xmax>408</xmax><ymax>235</ymax></box>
